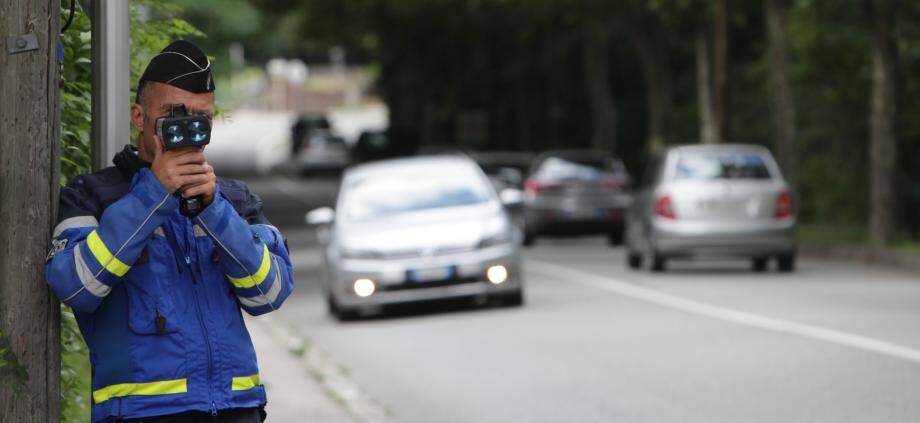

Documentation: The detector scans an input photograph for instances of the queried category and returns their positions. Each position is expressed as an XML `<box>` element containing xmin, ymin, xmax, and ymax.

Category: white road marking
<box><xmin>529</xmin><ymin>260</ymin><xmax>920</xmax><ymax>364</ymax></box>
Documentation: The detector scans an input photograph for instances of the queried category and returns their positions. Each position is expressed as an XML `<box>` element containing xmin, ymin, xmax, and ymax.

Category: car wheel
<box><xmin>328</xmin><ymin>294</ymin><xmax>357</xmax><ymax>321</ymax></box>
<box><xmin>334</xmin><ymin>306</ymin><xmax>359</xmax><ymax>322</ymax></box>
<box><xmin>326</xmin><ymin>293</ymin><xmax>338</xmax><ymax>316</ymax></box>
<box><xmin>523</xmin><ymin>233</ymin><xmax>536</xmax><ymax>247</ymax></box>
<box><xmin>752</xmin><ymin>257</ymin><xmax>768</xmax><ymax>272</ymax></box>
<box><xmin>607</xmin><ymin>231</ymin><xmax>624</xmax><ymax>246</ymax></box>
<box><xmin>777</xmin><ymin>253</ymin><xmax>796</xmax><ymax>272</ymax></box>
<box><xmin>497</xmin><ymin>290</ymin><xmax>524</xmax><ymax>307</ymax></box>
<box><xmin>650</xmin><ymin>252</ymin><xmax>666</xmax><ymax>272</ymax></box>
<box><xmin>627</xmin><ymin>251</ymin><xmax>643</xmax><ymax>269</ymax></box>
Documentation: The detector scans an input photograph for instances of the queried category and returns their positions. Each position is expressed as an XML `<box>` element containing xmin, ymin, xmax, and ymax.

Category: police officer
<box><xmin>45</xmin><ymin>40</ymin><xmax>294</xmax><ymax>422</ymax></box>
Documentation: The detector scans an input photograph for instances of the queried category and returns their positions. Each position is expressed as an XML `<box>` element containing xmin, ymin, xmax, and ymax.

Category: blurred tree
<box><xmin>239</xmin><ymin>0</ymin><xmax>920</xmax><ymax>245</ymax></box>
<box><xmin>765</xmin><ymin>0</ymin><xmax>797</xmax><ymax>184</ymax></box>
<box><xmin>696</xmin><ymin>29</ymin><xmax>717</xmax><ymax>145</ymax></box>
<box><xmin>865</xmin><ymin>0</ymin><xmax>897</xmax><ymax>248</ymax></box>
<box><xmin>714</xmin><ymin>0</ymin><xmax>731</xmax><ymax>142</ymax></box>
<box><xmin>629</xmin><ymin>3</ymin><xmax>673</xmax><ymax>153</ymax></box>
<box><xmin>582</xmin><ymin>14</ymin><xmax>618</xmax><ymax>151</ymax></box>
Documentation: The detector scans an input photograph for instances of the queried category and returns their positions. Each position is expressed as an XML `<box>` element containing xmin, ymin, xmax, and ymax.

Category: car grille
<box><xmin>380</xmin><ymin>276</ymin><xmax>482</xmax><ymax>292</ymax></box>
<box><xmin>379</xmin><ymin>244</ymin><xmax>477</xmax><ymax>260</ymax></box>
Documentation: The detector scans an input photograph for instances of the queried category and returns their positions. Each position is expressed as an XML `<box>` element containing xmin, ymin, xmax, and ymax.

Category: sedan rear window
<box><xmin>674</xmin><ymin>153</ymin><xmax>773</xmax><ymax>180</ymax></box>
<box><xmin>535</xmin><ymin>156</ymin><xmax>625</xmax><ymax>181</ymax></box>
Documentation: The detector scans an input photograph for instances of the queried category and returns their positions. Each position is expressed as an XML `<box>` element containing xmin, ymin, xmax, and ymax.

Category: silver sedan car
<box><xmin>625</xmin><ymin>144</ymin><xmax>796</xmax><ymax>272</ymax></box>
<box><xmin>306</xmin><ymin>156</ymin><xmax>525</xmax><ymax>320</ymax></box>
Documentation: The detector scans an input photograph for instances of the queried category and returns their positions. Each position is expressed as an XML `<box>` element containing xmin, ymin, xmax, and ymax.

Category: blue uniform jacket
<box><xmin>44</xmin><ymin>146</ymin><xmax>294</xmax><ymax>422</ymax></box>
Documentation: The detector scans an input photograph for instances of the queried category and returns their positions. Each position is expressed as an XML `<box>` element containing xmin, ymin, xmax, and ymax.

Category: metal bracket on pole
<box><xmin>6</xmin><ymin>33</ymin><xmax>39</xmax><ymax>54</ymax></box>
<box><xmin>90</xmin><ymin>0</ymin><xmax>130</xmax><ymax>170</ymax></box>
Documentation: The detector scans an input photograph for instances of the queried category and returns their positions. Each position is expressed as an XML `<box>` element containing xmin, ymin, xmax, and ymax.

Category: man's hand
<box><xmin>150</xmin><ymin>137</ymin><xmax>215</xmax><ymax>205</ymax></box>
<box><xmin>180</xmin><ymin>160</ymin><xmax>217</xmax><ymax>207</ymax></box>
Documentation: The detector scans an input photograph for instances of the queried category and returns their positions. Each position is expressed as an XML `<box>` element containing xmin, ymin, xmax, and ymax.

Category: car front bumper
<box><xmin>332</xmin><ymin>244</ymin><xmax>523</xmax><ymax>308</ymax></box>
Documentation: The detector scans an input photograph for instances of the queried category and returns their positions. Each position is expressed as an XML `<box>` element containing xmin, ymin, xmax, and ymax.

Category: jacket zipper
<box><xmin>189</xmin><ymin>272</ymin><xmax>215</xmax><ymax>415</ymax></box>
<box><xmin>182</xmin><ymin>220</ymin><xmax>215</xmax><ymax>415</ymax></box>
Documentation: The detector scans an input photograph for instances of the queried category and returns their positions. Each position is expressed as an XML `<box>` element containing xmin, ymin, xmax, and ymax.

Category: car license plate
<box><xmin>407</xmin><ymin>266</ymin><xmax>454</xmax><ymax>282</ymax></box>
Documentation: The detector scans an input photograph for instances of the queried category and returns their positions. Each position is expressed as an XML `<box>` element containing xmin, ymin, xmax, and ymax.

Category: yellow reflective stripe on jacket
<box><xmin>231</xmin><ymin>374</ymin><xmax>260</xmax><ymax>391</ymax></box>
<box><xmin>92</xmin><ymin>378</ymin><xmax>187</xmax><ymax>404</ymax></box>
<box><xmin>86</xmin><ymin>230</ymin><xmax>131</xmax><ymax>277</ymax></box>
<box><xmin>227</xmin><ymin>245</ymin><xmax>271</xmax><ymax>289</ymax></box>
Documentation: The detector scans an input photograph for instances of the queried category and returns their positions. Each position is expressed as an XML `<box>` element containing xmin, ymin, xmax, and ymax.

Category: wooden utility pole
<box><xmin>866</xmin><ymin>0</ymin><xmax>897</xmax><ymax>249</ymax></box>
<box><xmin>713</xmin><ymin>0</ymin><xmax>730</xmax><ymax>143</ymax></box>
<box><xmin>0</xmin><ymin>0</ymin><xmax>62</xmax><ymax>421</ymax></box>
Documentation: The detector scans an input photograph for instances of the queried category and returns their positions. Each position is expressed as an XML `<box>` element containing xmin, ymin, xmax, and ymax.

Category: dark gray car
<box><xmin>523</xmin><ymin>150</ymin><xmax>632</xmax><ymax>246</ymax></box>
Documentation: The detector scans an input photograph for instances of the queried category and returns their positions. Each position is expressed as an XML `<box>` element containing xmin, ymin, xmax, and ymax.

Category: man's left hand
<box><xmin>181</xmin><ymin>160</ymin><xmax>217</xmax><ymax>207</ymax></box>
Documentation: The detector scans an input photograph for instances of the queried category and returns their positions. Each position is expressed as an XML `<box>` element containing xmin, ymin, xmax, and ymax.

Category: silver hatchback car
<box><xmin>306</xmin><ymin>156</ymin><xmax>525</xmax><ymax>320</ymax></box>
<box><xmin>625</xmin><ymin>144</ymin><xmax>796</xmax><ymax>272</ymax></box>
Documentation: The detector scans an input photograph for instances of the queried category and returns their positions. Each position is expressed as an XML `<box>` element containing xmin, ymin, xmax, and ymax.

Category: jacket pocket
<box><xmin>124</xmin><ymin>238</ymin><xmax>183</xmax><ymax>335</ymax></box>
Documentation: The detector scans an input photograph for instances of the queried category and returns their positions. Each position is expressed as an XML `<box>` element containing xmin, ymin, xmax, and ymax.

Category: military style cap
<box><xmin>139</xmin><ymin>40</ymin><xmax>215</xmax><ymax>93</ymax></box>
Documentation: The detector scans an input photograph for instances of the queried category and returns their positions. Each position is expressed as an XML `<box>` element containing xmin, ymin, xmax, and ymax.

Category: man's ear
<box><xmin>130</xmin><ymin>103</ymin><xmax>145</xmax><ymax>134</ymax></box>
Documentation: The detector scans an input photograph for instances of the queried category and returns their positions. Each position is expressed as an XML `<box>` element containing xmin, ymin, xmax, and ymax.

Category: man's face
<box><xmin>131</xmin><ymin>82</ymin><xmax>215</xmax><ymax>161</ymax></box>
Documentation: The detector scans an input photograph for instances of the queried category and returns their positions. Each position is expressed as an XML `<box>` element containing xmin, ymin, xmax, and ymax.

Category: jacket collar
<box><xmin>113</xmin><ymin>144</ymin><xmax>151</xmax><ymax>177</ymax></box>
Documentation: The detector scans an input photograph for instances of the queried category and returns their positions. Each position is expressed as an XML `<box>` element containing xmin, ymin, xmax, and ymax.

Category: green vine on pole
<box><xmin>0</xmin><ymin>329</ymin><xmax>30</xmax><ymax>397</ymax></box>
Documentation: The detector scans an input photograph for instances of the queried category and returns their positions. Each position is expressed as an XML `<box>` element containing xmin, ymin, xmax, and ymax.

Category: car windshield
<box><xmin>536</xmin><ymin>156</ymin><xmax>623</xmax><ymax>181</ymax></box>
<box><xmin>344</xmin><ymin>166</ymin><xmax>492</xmax><ymax>221</ymax></box>
<box><xmin>675</xmin><ymin>152</ymin><xmax>773</xmax><ymax>180</ymax></box>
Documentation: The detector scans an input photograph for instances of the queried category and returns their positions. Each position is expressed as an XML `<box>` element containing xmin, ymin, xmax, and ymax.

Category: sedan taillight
<box><xmin>524</xmin><ymin>178</ymin><xmax>558</xmax><ymax>194</ymax></box>
<box><xmin>775</xmin><ymin>191</ymin><xmax>794</xmax><ymax>219</ymax></box>
<box><xmin>654</xmin><ymin>194</ymin><xmax>676</xmax><ymax>219</ymax></box>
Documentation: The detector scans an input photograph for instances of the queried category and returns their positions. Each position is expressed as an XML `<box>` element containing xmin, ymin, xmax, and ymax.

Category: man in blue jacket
<box><xmin>45</xmin><ymin>40</ymin><xmax>294</xmax><ymax>422</ymax></box>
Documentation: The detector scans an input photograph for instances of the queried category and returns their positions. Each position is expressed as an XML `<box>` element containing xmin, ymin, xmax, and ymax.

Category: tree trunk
<box><xmin>713</xmin><ymin>0</ymin><xmax>731</xmax><ymax>143</ymax></box>
<box><xmin>514</xmin><ymin>75</ymin><xmax>531</xmax><ymax>152</ymax></box>
<box><xmin>582</xmin><ymin>23</ymin><xmax>617</xmax><ymax>152</ymax></box>
<box><xmin>866</xmin><ymin>0</ymin><xmax>897</xmax><ymax>249</ymax></box>
<box><xmin>0</xmin><ymin>0</ymin><xmax>62</xmax><ymax>421</ymax></box>
<box><xmin>634</xmin><ymin>30</ymin><xmax>673</xmax><ymax>154</ymax></box>
<box><xmin>765</xmin><ymin>0</ymin><xmax>797</xmax><ymax>185</ymax></box>
<box><xmin>695</xmin><ymin>31</ymin><xmax>717</xmax><ymax>144</ymax></box>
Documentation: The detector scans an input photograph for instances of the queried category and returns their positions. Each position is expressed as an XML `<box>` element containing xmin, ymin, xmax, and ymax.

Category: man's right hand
<box><xmin>150</xmin><ymin>136</ymin><xmax>210</xmax><ymax>193</ymax></box>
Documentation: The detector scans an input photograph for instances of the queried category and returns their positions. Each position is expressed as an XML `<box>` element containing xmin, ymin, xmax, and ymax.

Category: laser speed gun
<box><xmin>156</xmin><ymin>103</ymin><xmax>212</xmax><ymax>216</ymax></box>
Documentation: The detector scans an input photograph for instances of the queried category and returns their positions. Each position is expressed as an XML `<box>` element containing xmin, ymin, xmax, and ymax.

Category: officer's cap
<box><xmin>139</xmin><ymin>40</ymin><xmax>215</xmax><ymax>94</ymax></box>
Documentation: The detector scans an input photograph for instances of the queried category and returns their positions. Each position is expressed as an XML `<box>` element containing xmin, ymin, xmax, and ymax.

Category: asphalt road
<box><xmin>244</xmin><ymin>174</ymin><xmax>920</xmax><ymax>423</ymax></box>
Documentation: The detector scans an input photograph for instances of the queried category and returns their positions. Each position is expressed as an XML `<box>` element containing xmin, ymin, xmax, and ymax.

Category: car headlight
<box><xmin>478</xmin><ymin>231</ymin><xmax>512</xmax><ymax>249</ymax></box>
<box><xmin>341</xmin><ymin>248</ymin><xmax>382</xmax><ymax>260</ymax></box>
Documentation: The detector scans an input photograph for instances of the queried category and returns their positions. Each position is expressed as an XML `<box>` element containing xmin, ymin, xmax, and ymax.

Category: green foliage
<box><xmin>58</xmin><ymin>6</ymin><xmax>93</xmax><ymax>420</ymax></box>
<box><xmin>171</xmin><ymin>0</ymin><xmax>262</xmax><ymax>79</ymax></box>
<box><xmin>60</xmin><ymin>311</ymin><xmax>90</xmax><ymax>423</ymax></box>
<box><xmin>60</xmin><ymin>1</ymin><xmax>92</xmax><ymax>183</ymax></box>
<box><xmin>130</xmin><ymin>1</ymin><xmax>205</xmax><ymax>93</ymax></box>
<box><xmin>0</xmin><ymin>330</ymin><xmax>30</xmax><ymax>397</ymax></box>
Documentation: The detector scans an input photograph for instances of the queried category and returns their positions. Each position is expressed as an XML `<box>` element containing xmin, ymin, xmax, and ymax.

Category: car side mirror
<box><xmin>499</xmin><ymin>188</ymin><xmax>524</xmax><ymax>207</ymax></box>
<box><xmin>305</xmin><ymin>207</ymin><xmax>335</xmax><ymax>226</ymax></box>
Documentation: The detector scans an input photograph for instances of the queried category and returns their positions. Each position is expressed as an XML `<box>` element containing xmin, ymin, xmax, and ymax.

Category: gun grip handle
<box><xmin>180</xmin><ymin>195</ymin><xmax>204</xmax><ymax>217</ymax></box>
